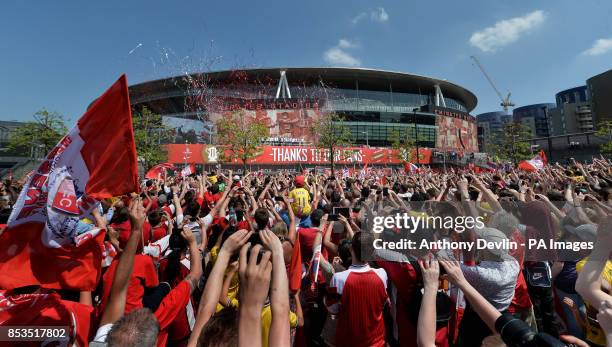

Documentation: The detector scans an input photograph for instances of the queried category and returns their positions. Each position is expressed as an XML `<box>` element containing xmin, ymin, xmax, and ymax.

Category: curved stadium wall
<box><xmin>129</xmin><ymin>67</ymin><xmax>479</xmax><ymax>166</ymax></box>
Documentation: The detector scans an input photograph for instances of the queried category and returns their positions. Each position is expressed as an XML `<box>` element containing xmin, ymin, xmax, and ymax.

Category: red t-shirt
<box><xmin>101</xmin><ymin>254</ymin><xmax>159</xmax><ymax>314</ymax></box>
<box><xmin>151</xmin><ymin>224</ymin><xmax>169</xmax><ymax>243</ymax></box>
<box><xmin>328</xmin><ymin>265</ymin><xmax>388</xmax><ymax>347</ymax></box>
<box><xmin>158</xmin><ymin>259</ymin><xmax>194</xmax><ymax>343</ymax></box>
<box><xmin>203</xmin><ymin>192</ymin><xmax>221</xmax><ymax>208</ymax></box>
<box><xmin>298</xmin><ymin>227</ymin><xmax>328</xmax><ymax>264</ymax></box>
<box><xmin>155</xmin><ymin>280</ymin><xmax>192</xmax><ymax>347</ymax></box>
<box><xmin>508</xmin><ymin>231</ymin><xmax>532</xmax><ymax>312</ymax></box>
<box><xmin>376</xmin><ymin>260</ymin><xmax>450</xmax><ymax>347</ymax></box>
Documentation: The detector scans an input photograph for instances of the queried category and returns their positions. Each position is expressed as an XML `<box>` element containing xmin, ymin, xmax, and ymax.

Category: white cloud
<box><xmin>582</xmin><ymin>38</ymin><xmax>612</xmax><ymax>56</ymax></box>
<box><xmin>351</xmin><ymin>13</ymin><xmax>367</xmax><ymax>24</ymax></box>
<box><xmin>469</xmin><ymin>10</ymin><xmax>546</xmax><ymax>53</ymax></box>
<box><xmin>338</xmin><ymin>39</ymin><xmax>359</xmax><ymax>49</ymax></box>
<box><xmin>352</xmin><ymin>7</ymin><xmax>389</xmax><ymax>24</ymax></box>
<box><xmin>323</xmin><ymin>39</ymin><xmax>361</xmax><ymax>66</ymax></box>
<box><xmin>323</xmin><ymin>47</ymin><xmax>361</xmax><ymax>67</ymax></box>
<box><xmin>371</xmin><ymin>7</ymin><xmax>389</xmax><ymax>23</ymax></box>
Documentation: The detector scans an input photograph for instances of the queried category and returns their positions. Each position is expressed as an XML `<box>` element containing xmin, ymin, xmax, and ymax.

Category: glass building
<box><xmin>476</xmin><ymin>111</ymin><xmax>512</xmax><ymax>151</ymax></box>
<box><xmin>513</xmin><ymin>103</ymin><xmax>556</xmax><ymax>138</ymax></box>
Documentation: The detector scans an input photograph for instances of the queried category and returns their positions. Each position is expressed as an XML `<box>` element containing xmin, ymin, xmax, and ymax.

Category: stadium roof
<box><xmin>130</xmin><ymin>67</ymin><xmax>478</xmax><ymax>112</ymax></box>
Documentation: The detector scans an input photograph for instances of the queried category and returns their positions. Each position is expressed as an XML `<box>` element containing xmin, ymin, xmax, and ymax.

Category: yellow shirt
<box><xmin>221</xmin><ymin>300</ymin><xmax>298</xmax><ymax>347</ymax></box>
<box><xmin>261</xmin><ymin>304</ymin><xmax>298</xmax><ymax>347</ymax></box>
<box><xmin>289</xmin><ymin>187</ymin><xmax>312</xmax><ymax>216</ymax></box>
<box><xmin>211</xmin><ymin>246</ymin><xmax>240</xmax><ymax>312</ymax></box>
<box><xmin>576</xmin><ymin>257</ymin><xmax>612</xmax><ymax>346</ymax></box>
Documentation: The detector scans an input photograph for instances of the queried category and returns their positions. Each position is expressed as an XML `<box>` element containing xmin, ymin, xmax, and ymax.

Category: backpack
<box><xmin>405</xmin><ymin>257</ymin><xmax>452</xmax><ymax>327</ymax></box>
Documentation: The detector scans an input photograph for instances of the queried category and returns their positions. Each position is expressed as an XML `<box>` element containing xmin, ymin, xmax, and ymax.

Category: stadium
<box><xmin>128</xmin><ymin>67</ymin><xmax>479</xmax><ymax>167</ymax></box>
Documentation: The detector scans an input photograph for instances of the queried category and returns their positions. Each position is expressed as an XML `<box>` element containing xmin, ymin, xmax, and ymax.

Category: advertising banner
<box><xmin>167</xmin><ymin>144</ymin><xmax>433</xmax><ymax>165</ymax></box>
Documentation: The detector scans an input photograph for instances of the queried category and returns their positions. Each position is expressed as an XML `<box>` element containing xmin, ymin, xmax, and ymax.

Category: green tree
<box><xmin>488</xmin><ymin>122</ymin><xmax>532</xmax><ymax>163</ymax></box>
<box><xmin>310</xmin><ymin>113</ymin><xmax>353</xmax><ymax>175</ymax></box>
<box><xmin>595</xmin><ymin>120</ymin><xmax>612</xmax><ymax>155</ymax></box>
<box><xmin>215</xmin><ymin>110</ymin><xmax>269</xmax><ymax>172</ymax></box>
<box><xmin>7</xmin><ymin>109</ymin><xmax>69</xmax><ymax>157</ymax></box>
<box><xmin>388</xmin><ymin>128</ymin><xmax>428</xmax><ymax>163</ymax></box>
<box><xmin>132</xmin><ymin>107</ymin><xmax>173</xmax><ymax>171</ymax></box>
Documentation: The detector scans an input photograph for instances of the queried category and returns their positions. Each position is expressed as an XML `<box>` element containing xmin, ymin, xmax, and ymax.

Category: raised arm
<box><xmin>417</xmin><ymin>257</ymin><xmax>440</xmax><ymax>347</ymax></box>
<box><xmin>282</xmin><ymin>195</ymin><xmax>297</xmax><ymax>244</ymax></box>
<box><xmin>99</xmin><ymin>198</ymin><xmax>145</xmax><ymax>326</ymax></box>
<box><xmin>238</xmin><ymin>244</ymin><xmax>272</xmax><ymax>347</ymax></box>
<box><xmin>576</xmin><ymin>217</ymin><xmax>612</xmax><ymax>307</ymax></box>
<box><xmin>322</xmin><ymin>220</ymin><xmax>337</xmax><ymax>256</ymax></box>
<box><xmin>261</xmin><ymin>230</ymin><xmax>291</xmax><ymax>347</ymax></box>
<box><xmin>181</xmin><ymin>225</ymin><xmax>203</xmax><ymax>292</ymax></box>
<box><xmin>439</xmin><ymin>260</ymin><xmax>501</xmax><ymax>333</ymax></box>
<box><xmin>187</xmin><ymin>229</ymin><xmax>252</xmax><ymax>347</ymax></box>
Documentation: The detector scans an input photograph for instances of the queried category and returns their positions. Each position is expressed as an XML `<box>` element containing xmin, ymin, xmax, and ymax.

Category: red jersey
<box><xmin>376</xmin><ymin>260</ymin><xmax>449</xmax><ymax>347</ymax></box>
<box><xmin>203</xmin><ymin>191</ymin><xmax>221</xmax><ymax>208</ymax></box>
<box><xmin>101</xmin><ymin>254</ymin><xmax>159</xmax><ymax>314</ymax></box>
<box><xmin>154</xmin><ymin>280</ymin><xmax>192</xmax><ymax>347</ymax></box>
<box><xmin>158</xmin><ymin>258</ymin><xmax>195</xmax><ymax>343</ymax></box>
<box><xmin>508</xmin><ymin>230</ymin><xmax>532</xmax><ymax>312</ymax></box>
<box><xmin>151</xmin><ymin>223</ymin><xmax>169</xmax><ymax>243</ymax></box>
<box><xmin>326</xmin><ymin>264</ymin><xmax>388</xmax><ymax>347</ymax></box>
<box><xmin>297</xmin><ymin>227</ymin><xmax>328</xmax><ymax>264</ymax></box>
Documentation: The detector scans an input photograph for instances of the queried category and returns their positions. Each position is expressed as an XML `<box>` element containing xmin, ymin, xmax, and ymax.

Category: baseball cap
<box><xmin>294</xmin><ymin>175</ymin><xmax>305</xmax><ymax>187</ymax></box>
<box><xmin>233</xmin><ymin>175</ymin><xmax>240</xmax><ymax>181</ymax></box>
<box><xmin>564</xmin><ymin>223</ymin><xmax>597</xmax><ymax>243</ymax></box>
<box><xmin>473</xmin><ymin>227</ymin><xmax>510</xmax><ymax>257</ymax></box>
<box><xmin>207</xmin><ymin>174</ymin><xmax>218</xmax><ymax>184</ymax></box>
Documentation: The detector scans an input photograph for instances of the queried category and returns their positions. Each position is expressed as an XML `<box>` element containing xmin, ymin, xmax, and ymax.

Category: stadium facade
<box><xmin>129</xmin><ymin>67</ymin><xmax>478</xmax><ymax>166</ymax></box>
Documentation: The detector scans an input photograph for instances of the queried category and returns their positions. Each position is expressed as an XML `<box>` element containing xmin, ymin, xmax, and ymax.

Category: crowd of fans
<box><xmin>0</xmin><ymin>157</ymin><xmax>611</xmax><ymax>347</ymax></box>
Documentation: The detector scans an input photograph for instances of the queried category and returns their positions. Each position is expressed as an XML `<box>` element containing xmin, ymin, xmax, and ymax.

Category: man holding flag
<box><xmin>0</xmin><ymin>75</ymin><xmax>139</xmax><ymax>292</ymax></box>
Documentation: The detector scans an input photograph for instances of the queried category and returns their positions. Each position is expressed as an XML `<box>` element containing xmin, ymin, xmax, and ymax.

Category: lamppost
<box><xmin>361</xmin><ymin>131</ymin><xmax>369</xmax><ymax>147</ymax></box>
<box><xmin>541</xmin><ymin>106</ymin><xmax>553</xmax><ymax>162</ymax></box>
<box><xmin>413</xmin><ymin>109</ymin><xmax>420</xmax><ymax>165</ymax></box>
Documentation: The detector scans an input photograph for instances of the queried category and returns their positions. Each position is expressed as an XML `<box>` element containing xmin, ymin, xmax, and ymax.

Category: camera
<box><xmin>496</xmin><ymin>313</ymin><xmax>578</xmax><ymax>347</ymax></box>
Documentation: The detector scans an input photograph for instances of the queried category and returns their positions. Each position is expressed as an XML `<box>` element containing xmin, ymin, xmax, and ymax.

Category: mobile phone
<box><xmin>274</xmin><ymin>196</ymin><xmax>284</xmax><ymax>202</ymax></box>
<box><xmin>383</xmin><ymin>187</ymin><xmax>389</xmax><ymax>197</ymax></box>
<box><xmin>328</xmin><ymin>214</ymin><xmax>339</xmax><ymax>221</ymax></box>
<box><xmin>333</xmin><ymin>207</ymin><xmax>350</xmax><ymax>219</ymax></box>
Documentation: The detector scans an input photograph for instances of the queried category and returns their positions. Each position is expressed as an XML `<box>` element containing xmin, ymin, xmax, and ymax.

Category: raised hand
<box><xmin>181</xmin><ymin>225</ymin><xmax>197</xmax><ymax>246</ymax></box>
<box><xmin>238</xmin><ymin>244</ymin><xmax>272</xmax><ymax>307</ymax></box>
<box><xmin>439</xmin><ymin>259</ymin><xmax>467</xmax><ymax>287</ymax></box>
<box><xmin>128</xmin><ymin>197</ymin><xmax>146</xmax><ymax>230</ymax></box>
<box><xmin>419</xmin><ymin>255</ymin><xmax>440</xmax><ymax>291</ymax></box>
<box><xmin>260</xmin><ymin>229</ymin><xmax>283</xmax><ymax>257</ymax></box>
<box><xmin>221</xmin><ymin>229</ymin><xmax>252</xmax><ymax>254</ymax></box>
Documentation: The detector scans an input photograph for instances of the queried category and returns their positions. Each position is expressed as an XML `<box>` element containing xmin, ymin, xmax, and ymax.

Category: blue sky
<box><xmin>1</xmin><ymin>0</ymin><xmax>611</xmax><ymax>124</ymax></box>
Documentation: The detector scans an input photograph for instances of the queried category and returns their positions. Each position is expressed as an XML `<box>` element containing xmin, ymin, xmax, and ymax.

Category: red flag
<box><xmin>145</xmin><ymin>163</ymin><xmax>176</xmax><ymax>179</ymax></box>
<box><xmin>404</xmin><ymin>162</ymin><xmax>418</xmax><ymax>173</ymax></box>
<box><xmin>180</xmin><ymin>163</ymin><xmax>196</xmax><ymax>177</ymax></box>
<box><xmin>0</xmin><ymin>290</ymin><xmax>94</xmax><ymax>347</ymax></box>
<box><xmin>0</xmin><ymin>75</ymin><xmax>138</xmax><ymax>291</ymax></box>
<box><xmin>539</xmin><ymin>149</ymin><xmax>548</xmax><ymax>165</ymax></box>
<box><xmin>289</xmin><ymin>236</ymin><xmax>302</xmax><ymax>292</ymax></box>
<box><xmin>518</xmin><ymin>151</ymin><xmax>547</xmax><ymax>172</ymax></box>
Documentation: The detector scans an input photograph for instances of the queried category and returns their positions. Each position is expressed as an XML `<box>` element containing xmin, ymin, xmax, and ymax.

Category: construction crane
<box><xmin>470</xmin><ymin>56</ymin><xmax>515</xmax><ymax>113</ymax></box>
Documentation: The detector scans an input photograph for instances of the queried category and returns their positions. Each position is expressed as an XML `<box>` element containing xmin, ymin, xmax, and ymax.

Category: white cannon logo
<box><xmin>204</xmin><ymin>146</ymin><xmax>219</xmax><ymax>163</ymax></box>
